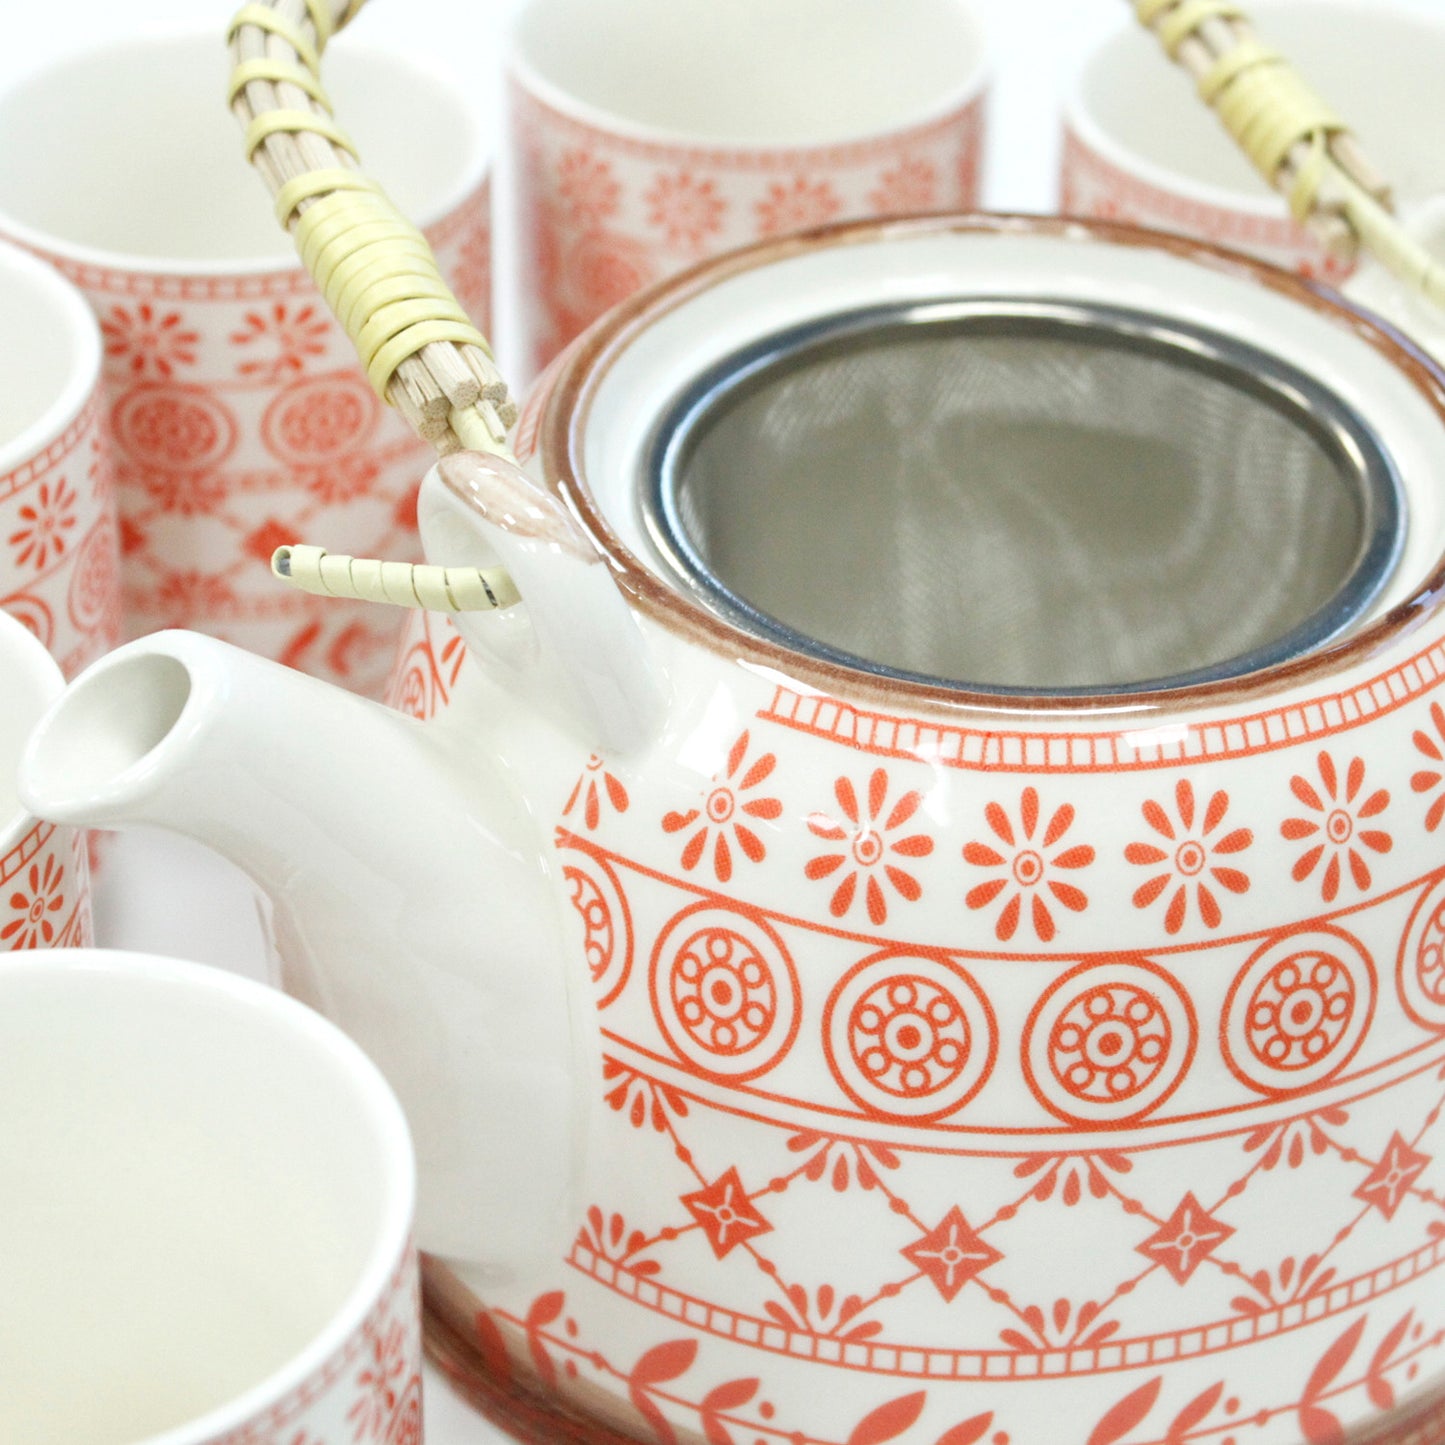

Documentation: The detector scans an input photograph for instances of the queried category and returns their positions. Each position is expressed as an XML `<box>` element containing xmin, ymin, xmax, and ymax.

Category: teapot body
<box><xmin>380</xmin><ymin>216</ymin><xmax>1445</xmax><ymax>1444</ymax></box>
<box><xmin>391</xmin><ymin>594</ymin><xmax>1445</xmax><ymax>1445</ymax></box>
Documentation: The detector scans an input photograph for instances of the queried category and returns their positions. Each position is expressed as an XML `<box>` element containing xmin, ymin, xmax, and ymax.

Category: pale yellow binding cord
<box><xmin>1134</xmin><ymin>0</ymin><xmax>1445</xmax><ymax>306</ymax></box>
<box><xmin>227</xmin><ymin>0</ymin><xmax>526</xmax><ymax>612</ymax></box>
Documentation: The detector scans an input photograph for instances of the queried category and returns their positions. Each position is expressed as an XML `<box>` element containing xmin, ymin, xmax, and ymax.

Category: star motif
<box><xmin>680</xmin><ymin>1167</ymin><xmax>773</xmax><ymax>1260</ymax></box>
<box><xmin>901</xmin><ymin>1206</ymin><xmax>1002</xmax><ymax>1303</ymax></box>
<box><xmin>1136</xmin><ymin>1192</ymin><xmax>1235</xmax><ymax>1284</ymax></box>
<box><xmin>1353</xmin><ymin>1133</ymin><xmax>1431</xmax><ymax>1221</ymax></box>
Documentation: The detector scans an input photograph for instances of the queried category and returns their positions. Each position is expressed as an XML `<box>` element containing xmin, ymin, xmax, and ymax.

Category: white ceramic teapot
<box><xmin>23</xmin><ymin>215</ymin><xmax>1445</xmax><ymax>1445</ymax></box>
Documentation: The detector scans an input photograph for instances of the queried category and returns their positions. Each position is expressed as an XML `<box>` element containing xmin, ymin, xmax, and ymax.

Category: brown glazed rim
<box><xmin>538</xmin><ymin>211</ymin><xmax>1445</xmax><ymax>721</ymax></box>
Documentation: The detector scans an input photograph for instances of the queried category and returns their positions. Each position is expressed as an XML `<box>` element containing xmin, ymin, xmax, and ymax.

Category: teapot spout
<box><xmin>18</xmin><ymin>630</ymin><xmax>591</xmax><ymax>1281</ymax></box>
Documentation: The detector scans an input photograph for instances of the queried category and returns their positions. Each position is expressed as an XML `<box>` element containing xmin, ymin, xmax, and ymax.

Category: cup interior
<box><xmin>0</xmin><ymin>611</ymin><xmax>62</xmax><ymax>842</ymax></box>
<box><xmin>0</xmin><ymin>35</ymin><xmax>483</xmax><ymax>268</ymax></box>
<box><xmin>1074</xmin><ymin>1</ymin><xmax>1445</xmax><ymax>206</ymax></box>
<box><xmin>0</xmin><ymin>243</ymin><xmax>97</xmax><ymax>472</ymax></box>
<box><xmin>511</xmin><ymin>0</ymin><xmax>986</xmax><ymax>146</ymax></box>
<box><xmin>0</xmin><ymin>951</ymin><xmax>412</xmax><ymax>1444</ymax></box>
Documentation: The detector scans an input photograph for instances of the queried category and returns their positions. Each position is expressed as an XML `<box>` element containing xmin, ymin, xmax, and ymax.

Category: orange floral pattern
<box><xmin>230</xmin><ymin>302</ymin><xmax>331</xmax><ymax>381</ymax></box>
<box><xmin>2</xmin><ymin>854</ymin><xmax>66</xmax><ymax>948</ymax></box>
<box><xmin>806</xmin><ymin>768</ymin><xmax>933</xmax><ymax>925</ymax></box>
<box><xmin>1125</xmin><ymin>780</ymin><xmax>1252</xmax><ymax>933</ymax></box>
<box><xmin>663</xmin><ymin>731</ymin><xmax>781</xmax><ymax>882</ymax></box>
<box><xmin>755</xmin><ymin>176</ymin><xmax>843</xmax><ymax>236</ymax></box>
<box><xmin>7</xmin><ymin>476</ymin><xmax>77</xmax><ymax>572</ymax></box>
<box><xmin>100</xmin><ymin>303</ymin><xmax>198</xmax><ymax>380</ymax></box>
<box><xmin>964</xmin><ymin>787</ymin><xmax>1094</xmax><ymax>942</ymax></box>
<box><xmin>1281</xmin><ymin>752</ymin><xmax>1391</xmax><ymax>903</ymax></box>
<box><xmin>645</xmin><ymin>170</ymin><xmax>727</xmax><ymax>250</ymax></box>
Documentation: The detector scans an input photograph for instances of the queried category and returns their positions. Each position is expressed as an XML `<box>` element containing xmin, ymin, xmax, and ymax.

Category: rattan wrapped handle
<box><xmin>1133</xmin><ymin>0</ymin><xmax>1445</xmax><ymax>307</ymax></box>
<box><xmin>227</xmin><ymin>0</ymin><xmax>524</xmax><ymax>609</ymax></box>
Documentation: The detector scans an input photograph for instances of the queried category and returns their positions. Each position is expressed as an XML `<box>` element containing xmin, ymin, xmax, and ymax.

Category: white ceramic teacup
<box><xmin>0</xmin><ymin>607</ymin><xmax>89</xmax><ymax>948</ymax></box>
<box><xmin>0</xmin><ymin>33</ymin><xmax>493</xmax><ymax>697</ymax></box>
<box><xmin>0</xmin><ymin>948</ymin><xmax>419</xmax><ymax>1445</ymax></box>
<box><xmin>0</xmin><ymin>238</ymin><xmax>119</xmax><ymax>678</ymax></box>
<box><xmin>1061</xmin><ymin>0</ymin><xmax>1445</xmax><ymax>280</ymax></box>
<box><xmin>508</xmin><ymin>0</ymin><xmax>990</xmax><ymax>374</ymax></box>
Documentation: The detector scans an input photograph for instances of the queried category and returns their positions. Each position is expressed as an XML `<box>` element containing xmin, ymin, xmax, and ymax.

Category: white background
<box><xmin>1</xmin><ymin>0</ymin><xmax>1440</xmax><ymax>1439</ymax></box>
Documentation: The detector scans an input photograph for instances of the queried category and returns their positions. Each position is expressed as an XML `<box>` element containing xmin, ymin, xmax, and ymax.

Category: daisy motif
<box><xmin>152</xmin><ymin>569</ymin><xmax>240</xmax><ymax>621</ymax></box>
<box><xmin>663</xmin><ymin>730</ymin><xmax>781</xmax><ymax>883</ymax></box>
<box><xmin>867</xmin><ymin>157</ymin><xmax>939</xmax><ymax>213</ymax></box>
<box><xmin>644</xmin><ymin>169</ymin><xmax>727</xmax><ymax>250</ymax></box>
<box><xmin>230</xmin><ymin>302</ymin><xmax>330</xmax><ymax>380</ymax></box>
<box><xmin>347</xmin><ymin>1320</ymin><xmax>407</xmax><ymax>1441</ymax></box>
<box><xmin>8</xmin><ymin>476</ymin><xmax>76</xmax><ymax>572</ymax></box>
<box><xmin>754</xmin><ymin>176</ymin><xmax>843</xmax><ymax>236</ymax></box>
<box><xmin>1281</xmin><ymin>751</ymin><xmax>1391</xmax><ymax>903</ymax></box>
<box><xmin>100</xmin><ymin>303</ymin><xmax>199</xmax><ymax>380</ymax></box>
<box><xmin>555</xmin><ymin>148</ymin><xmax>621</xmax><ymax>226</ymax></box>
<box><xmin>805</xmin><ymin>768</ymin><xmax>933</xmax><ymax>926</ymax></box>
<box><xmin>1125</xmin><ymin>780</ymin><xmax>1252</xmax><ymax>934</ymax></box>
<box><xmin>963</xmin><ymin>787</ymin><xmax>1093</xmax><ymax>943</ymax></box>
<box><xmin>2</xmin><ymin>853</ymin><xmax>65</xmax><ymax>948</ymax></box>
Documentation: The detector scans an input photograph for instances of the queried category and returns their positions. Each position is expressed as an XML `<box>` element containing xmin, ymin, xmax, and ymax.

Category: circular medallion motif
<box><xmin>66</xmin><ymin>517</ymin><xmax>119</xmax><ymax>634</ymax></box>
<box><xmin>649</xmin><ymin>902</ymin><xmax>799</xmax><ymax>1080</ymax></box>
<box><xmin>824</xmin><ymin>952</ymin><xmax>996</xmax><ymax>1121</ymax></box>
<box><xmin>1223</xmin><ymin>927</ymin><xmax>1374</xmax><ymax>1095</ymax></box>
<box><xmin>1024</xmin><ymin>957</ymin><xmax>1196</xmax><ymax>1124</ymax></box>
<box><xmin>260</xmin><ymin>373</ymin><xmax>380</xmax><ymax>463</ymax></box>
<box><xmin>111</xmin><ymin>385</ymin><xmax>237</xmax><ymax>470</ymax></box>
<box><xmin>564</xmin><ymin>858</ymin><xmax>632</xmax><ymax>1008</ymax></box>
<box><xmin>1398</xmin><ymin>876</ymin><xmax>1445</xmax><ymax>1031</ymax></box>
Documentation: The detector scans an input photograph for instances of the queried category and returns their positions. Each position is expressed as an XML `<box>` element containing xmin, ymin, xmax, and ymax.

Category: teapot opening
<box><xmin>643</xmin><ymin>299</ymin><xmax>1405</xmax><ymax>696</ymax></box>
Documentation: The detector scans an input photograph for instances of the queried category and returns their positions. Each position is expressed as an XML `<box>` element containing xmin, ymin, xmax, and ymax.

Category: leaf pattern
<box><xmin>847</xmin><ymin>1390</ymin><xmax>929</xmax><ymax>1445</ymax></box>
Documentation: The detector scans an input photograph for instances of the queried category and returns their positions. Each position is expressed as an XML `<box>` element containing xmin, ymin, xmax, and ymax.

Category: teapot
<box><xmin>22</xmin><ymin>212</ymin><xmax>1445</xmax><ymax>1444</ymax></box>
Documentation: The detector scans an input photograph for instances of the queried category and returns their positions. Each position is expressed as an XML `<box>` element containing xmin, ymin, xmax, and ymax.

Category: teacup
<box><xmin>0</xmin><ymin>238</ymin><xmax>120</xmax><ymax>677</ymax></box>
<box><xmin>0</xmin><ymin>606</ymin><xmax>88</xmax><ymax>948</ymax></box>
<box><xmin>0</xmin><ymin>33</ymin><xmax>493</xmax><ymax>696</ymax></box>
<box><xmin>0</xmin><ymin>947</ymin><xmax>418</xmax><ymax>1444</ymax></box>
<box><xmin>508</xmin><ymin>0</ymin><xmax>990</xmax><ymax>374</ymax></box>
<box><xmin>1061</xmin><ymin>0</ymin><xmax>1445</xmax><ymax>280</ymax></box>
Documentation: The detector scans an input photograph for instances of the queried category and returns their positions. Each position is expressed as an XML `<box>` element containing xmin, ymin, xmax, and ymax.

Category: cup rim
<box><xmin>0</xmin><ymin>240</ymin><xmax>101</xmax><ymax>480</ymax></box>
<box><xmin>0</xmin><ymin>30</ymin><xmax>490</xmax><ymax>280</ymax></box>
<box><xmin>1062</xmin><ymin>0</ymin><xmax>1445</xmax><ymax>220</ymax></box>
<box><xmin>505</xmin><ymin>0</ymin><xmax>991</xmax><ymax>157</ymax></box>
<box><xmin>536</xmin><ymin>210</ymin><xmax>1445</xmax><ymax>718</ymax></box>
<box><xmin>0</xmin><ymin>947</ymin><xmax>417</xmax><ymax>1445</ymax></box>
<box><xmin>0</xmin><ymin>607</ymin><xmax>64</xmax><ymax>849</ymax></box>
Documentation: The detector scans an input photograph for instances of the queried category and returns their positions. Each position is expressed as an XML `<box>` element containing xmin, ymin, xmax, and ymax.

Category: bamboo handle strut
<box><xmin>227</xmin><ymin>0</ymin><xmax>526</xmax><ymax>608</ymax></box>
<box><xmin>1132</xmin><ymin>0</ymin><xmax>1445</xmax><ymax>308</ymax></box>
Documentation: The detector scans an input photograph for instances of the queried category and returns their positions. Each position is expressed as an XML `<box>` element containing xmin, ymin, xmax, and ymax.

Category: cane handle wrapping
<box><xmin>274</xmin><ymin>545</ymin><xmax>523</xmax><ymax>613</ymax></box>
<box><xmin>227</xmin><ymin>0</ymin><xmax>530</xmax><ymax>609</ymax></box>
<box><xmin>1134</xmin><ymin>0</ymin><xmax>1445</xmax><ymax>307</ymax></box>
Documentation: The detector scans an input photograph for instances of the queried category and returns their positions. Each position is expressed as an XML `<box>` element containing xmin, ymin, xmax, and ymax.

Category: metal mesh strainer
<box><xmin>644</xmin><ymin>300</ymin><xmax>1404</xmax><ymax>695</ymax></box>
